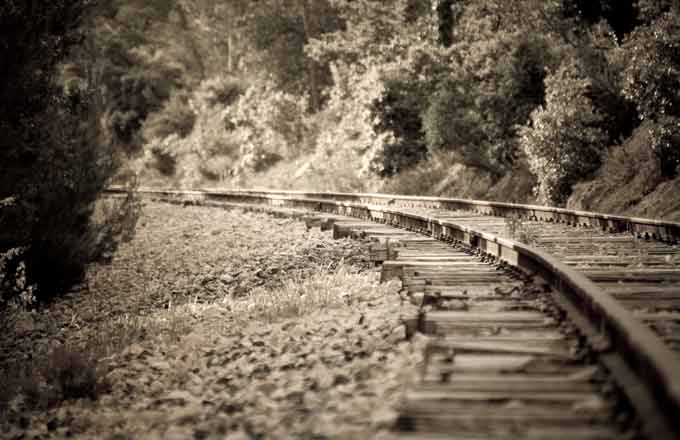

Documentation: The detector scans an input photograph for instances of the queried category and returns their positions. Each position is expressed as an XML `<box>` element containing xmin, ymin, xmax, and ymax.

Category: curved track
<box><xmin>107</xmin><ymin>187</ymin><xmax>680</xmax><ymax>439</ymax></box>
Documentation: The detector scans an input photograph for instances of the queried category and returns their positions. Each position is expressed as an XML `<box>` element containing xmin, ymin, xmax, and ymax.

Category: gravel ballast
<box><xmin>1</xmin><ymin>202</ymin><xmax>422</xmax><ymax>439</ymax></box>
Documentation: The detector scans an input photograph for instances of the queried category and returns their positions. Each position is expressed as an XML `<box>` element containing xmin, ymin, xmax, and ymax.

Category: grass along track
<box><xmin>108</xmin><ymin>187</ymin><xmax>680</xmax><ymax>439</ymax></box>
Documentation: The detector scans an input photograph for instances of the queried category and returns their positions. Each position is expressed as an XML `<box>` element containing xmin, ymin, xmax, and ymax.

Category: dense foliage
<box><xmin>103</xmin><ymin>0</ymin><xmax>674</xmax><ymax>207</ymax></box>
<box><xmin>520</xmin><ymin>61</ymin><xmax>607</xmax><ymax>205</ymax></box>
<box><xmin>0</xmin><ymin>1</ymin><xmax>138</xmax><ymax>305</ymax></box>
<box><xmin>622</xmin><ymin>7</ymin><xmax>680</xmax><ymax>177</ymax></box>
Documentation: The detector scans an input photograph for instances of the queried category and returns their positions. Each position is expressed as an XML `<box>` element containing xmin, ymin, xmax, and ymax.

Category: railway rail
<box><xmin>107</xmin><ymin>187</ymin><xmax>680</xmax><ymax>439</ymax></box>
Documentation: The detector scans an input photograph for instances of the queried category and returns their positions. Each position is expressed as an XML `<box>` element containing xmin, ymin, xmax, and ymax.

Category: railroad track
<box><xmin>107</xmin><ymin>187</ymin><xmax>680</xmax><ymax>439</ymax></box>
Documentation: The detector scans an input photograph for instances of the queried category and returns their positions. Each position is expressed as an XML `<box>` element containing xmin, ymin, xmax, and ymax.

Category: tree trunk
<box><xmin>227</xmin><ymin>31</ymin><xmax>235</xmax><ymax>72</ymax></box>
<box><xmin>300</xmin><ymin>0</ymin><xmax>321</xmax><ymax>111</ymax></box>
<box><xmin>436</xmin><ymin>0</ymin><xmax>454</xmax><ymax>47</ymax></box>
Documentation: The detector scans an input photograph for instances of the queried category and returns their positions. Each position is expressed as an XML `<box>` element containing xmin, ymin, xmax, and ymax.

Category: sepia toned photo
<box><xmin>2</xmin><ymin>1</ymin><xmax>680</xmax><ymax>439</ymax></box>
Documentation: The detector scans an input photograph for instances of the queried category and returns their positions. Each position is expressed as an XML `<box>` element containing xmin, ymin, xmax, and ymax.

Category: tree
<box><xmin>622</xmin><ymin>5</ymin><xmax>680</xmax><ymax>177</ymax></box>
<box><xmin>83</xmin><ymin>0</ymin><xmax>207</xmax><ymax>152</ymax></box>
<box><xmin>175</xmin><ymin>0</ymin><xmax>251</xmax><ymax>75</ymax></box>
<box><xmin>240</xmin><ymin>0</ymin><xmax>342</xmax><ymax>110</ymax></box>
<box><xmin>1</xmin><ymin>1</ymin><xmax>139</xmax><ymax>304</ymax></box>
<box><xmin>520</xmin><ymin>60</ymin><xmax>607</xmax><ymax>205</ymax></box>
<box><xmin>422</xmin><ymin>0</ymin><xmax>566</xmax><ymax>176</ymax></box>
<box><xmin>307</xmin><ymin>0</ymin><xmax>427</xmax><ymax>68</ymax></box>
<box><xmin>636</xmin><ymin>0</ymin><xmax>680</xmax><ymax>22</ymax></box>
<box><xmin>302</xmin><ymin>0</ymin><xmax>440</xmax><ymax>177</ymax></box>
<box><xmin>561</xmin><ymin>0</ymin><xmax>639</xmax><ymax>41</ymax></box>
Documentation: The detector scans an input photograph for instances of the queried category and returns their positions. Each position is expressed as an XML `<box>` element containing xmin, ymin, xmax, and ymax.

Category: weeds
<box><xmin>42</xmin><ymin>345</ymin><xmax>110</xmax><ymax>401</ymax></box>
<box><xmin>226</xmin><ymin>264</ymin><xmax>384</xmax><ymax>325</ymax></box>
<box><xmin>95</xmin><ymin>306</ymin><xmax>194</xmax><ymax>350</ymax></box>
<box><xmin>0</xmin><ymin>343</ymin><xmax>110</xmax><ymax>416</ymax></box>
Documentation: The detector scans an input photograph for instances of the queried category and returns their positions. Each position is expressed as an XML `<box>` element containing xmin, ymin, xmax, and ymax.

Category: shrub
<box><xmin>226</xmin><ymin>82</ymin><xmax>311</xmax><ymax>162</ymax></box>
<box><xmin>142</xmin><ymin>92</ymin><xmax>197</xmax><ymax>141</ymax></box>
<box><xmin>196</xmin><ymin>76</ymin><xmax>248</xmax><ymax>108</ymax></box>
<box><xmin>366</xmin><ymin>65</ymin><xmax>429</xmax><ymax>176</ymax></box>
<box><xmin>197</xmin><ymin>136</ymin><xmax>240</xmax><ymax>181</ymax></box>
<box><xmin>647</xmin><ymin>116</ymin><xmax>680</xmax><ymax>177</ymax></box>
<box><xmin>233</xmin><ymin>143</ymin><xmax>284</xmax><ymax>176</ymax></box>
<box><xmin>380</xmin><ymin>151</ymin><xmax>464</xmax><ymax>196</ymax></box>
<box><xmin>423</xmin><ymin>80</ymin><xmax>490</xmax><ymax>170</ymax></box>
<box><xmin>19</xmin><ymin>91</ymin><xmax>139</xmax><ymax>300</ymax></box>
<box><xmin>199</xmin><ymin>156</ymin><xmax>233</xmax><ymax>181</ymax></box>
<box><xmin>0</xmin><ymin>247</ymin><xmax>37</xmax><ymax>307</ymax></box>
<box><xmin>145</xmin><ymin>133</ymin><xmax>183</xmax><ymax>177</ymax></box>
<box><xmin>0</xmin><ymin>1</ymin><xmax>140</xmax><ymax>304</ymax></box>
<box><xmin>570</xmin><ymin>121</ymin><xmax>663</xmax><ymax>205</ymax></box>
<box><xmin>423</xmin><ymin>33</ymin><xmax>553</xmax><ymax>176</ymax></box>
<box><xmin>520</xmin><ymin>60</ymin><xmax>607</xmax><ymax>205</ymax></box>
<box><xmin>312</xmin><ymin>62</ymin><xmax>387</xmax><ymax>178</ymax></box>
<box><xmin>312</xmin><ymin>59</ymin><xmax>431</xmax><ymax>179</ymax></box>
<box><xmin>102</xmin><ymin>65</ymin><xmax>182</xmax><ymax>152</ymax></box>
<box><xmin>41</xmin><ymin>345</ymin><xmax>110</xmax><ymax>402</ymax></box>
<box><xmin>379</xmin><ymin>151</ymin><xmax>535</xmax><ymax>202</ymax></box>
<box><xmin>1</xmin><ymin>344</ymin><xmax>110</xmax><ymax>413</ymax></box>
<box><xmin>622</xmin><ymin>9</ymin><xmax>680</xmax><ymax>177</ymax></box>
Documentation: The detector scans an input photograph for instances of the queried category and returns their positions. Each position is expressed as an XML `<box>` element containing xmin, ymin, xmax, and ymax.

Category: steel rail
<box><xmin>106</xmin><ymin>187</ymin><xmax>680</xmax><ymax>438</ymax></box>
<box><xmin>191</xmin><ymin>188</ymin><xmax>680</xmax><ymax>242</ymax></box>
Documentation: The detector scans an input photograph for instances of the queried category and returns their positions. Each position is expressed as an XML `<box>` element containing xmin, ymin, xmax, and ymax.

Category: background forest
<box><xmin>80</xmin><ymin>0</ymin><xmax>680</xmax><ymax>215</ymax></box>
<box><xmin>2</xmin><ymin>0</ymin><xmax>680</xmax><ymax>303</ymax></box>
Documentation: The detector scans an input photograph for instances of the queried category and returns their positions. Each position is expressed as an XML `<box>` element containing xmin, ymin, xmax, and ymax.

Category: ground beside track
<box><xmin>0</xmin><ymin>202</ymin><xmax>421</xmax><ymax>439</ymax></box>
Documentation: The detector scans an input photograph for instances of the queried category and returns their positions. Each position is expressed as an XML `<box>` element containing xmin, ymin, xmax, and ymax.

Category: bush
<box><xmin>312</xmin><ymin>58</ymin><xmax>432</xmax><ymax>179</ymax></box>
<box><xmin>366</xmin><ymin>66</ymin><xmax>429</xmax><ymax>176</ymax></box>
<box><xmin>0</xmin><ymin>2</ymin><xmax>140</xmax><ymax>305</ymax></box>
<box><xmin>1</xmin><ymin>88</ymin><xmax>140</xmax><ymax>305</ymax></box>
<box><xmin>520</xmin><ymin>60</ymin><xmax>607</xmax><ymax>205</ymax></box>
<box><xmin>0</xmin><ymin>247</ymin><xmax>36</xmax><ymax>307</ymax></box>
<box><xmin>566</xmin><ymin>121</ymin><xmax>666</xmax><ymax>213</ymax></box>
<box><xmin>196</xmin><ymin>76</ymin><xmax>248</xmax><ymax>108</ymax></box>
<box><xmin>1</xmin><ymin>343</ymin><xmax>110</xmax><ymax>413</ymax></box>
<box><xmin>423</xmin><ymin>33</ymin><xmax>553</xmax><ymax>176</ymax></box>
<box><xmin>380</xmin><ymin>151</ymin><xmax>535</xmax><ymax>203</ymax></box>
<box><xmin>622</xmin><ymin>9</ymin><xmax>680</xmax><ymax>177</ymax></box>
<box><xmin>41</xmin><ymin>345</ymin><xmax>110</xmax><ymax>402</ymax></box>
<box><xmin>142</xmin><ymin>92</ymin><xmax>197</xmax><ymax>141</ymax></box>
<box><xmin>423</xmin><ymin>80</ymin><xmax>490</xmax><ymax>170</ymax></box>
<box><xmin>148</xmin><ymin>135</ymin><xmax>180</xmax><ymax>176</ymax></box>
<box><xmin>103</xmin><ymin>65</ymin><xmax>182</xmax><ymax>152</ymax></box>
<box><xmin>226</xmin><ymin>82</ymin><xmax>311</xmax><ymax>162</ymax></box>
<box><xmin>381</xmin><ymin>151</ymin><xmax>469</xmax><ymax>196</ymax></box>
<box><xmin>312</xmin><ymin>63</ymin><xmax>386</xmax><ymax>179</ymax></box>
<box><xmin>199</xmin><ymin>156</ymin><xmax>234</xmax><ymax>181</ymax></box>
<box><xmin>647</xmin><ymin>116</ymin><xmax>680</xmax><ymax>177</ymax></box>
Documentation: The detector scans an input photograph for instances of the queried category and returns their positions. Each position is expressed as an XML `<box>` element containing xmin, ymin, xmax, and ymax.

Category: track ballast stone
<box><xmin>0</xmin><ymin>202</ymin><xmax>421</xmax><ymax>439</ymax></box>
